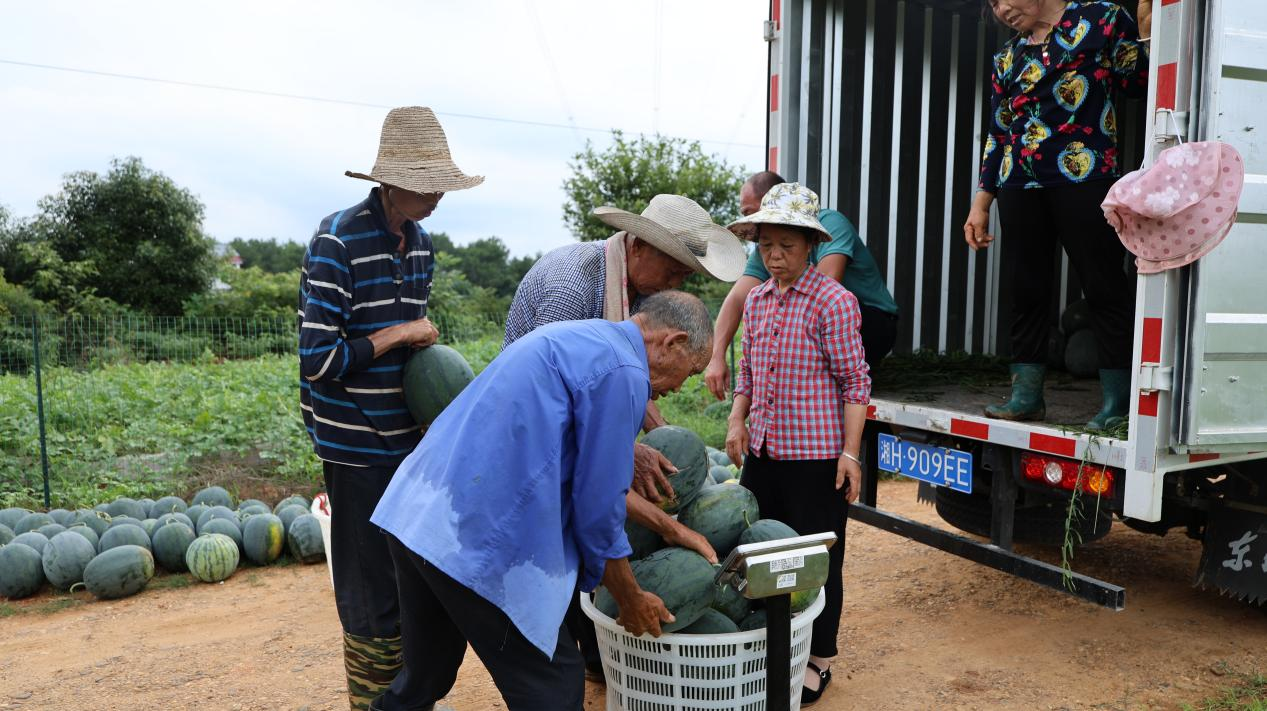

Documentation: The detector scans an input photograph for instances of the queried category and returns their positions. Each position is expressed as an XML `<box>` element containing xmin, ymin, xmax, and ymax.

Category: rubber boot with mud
<box><xmin>984</xmin><ymin>363</ymin><xmax>1047</xmax><ymax>421</ymax></box>
<box><xmin>344</xmin><ymin>632</ymin><xmax>403</xmax><ymax>710</ymax></box>
<box><xmin>1086</xmin><ymin>368</ymin><xmax>1130</xmax><ymax>432</ymax></box>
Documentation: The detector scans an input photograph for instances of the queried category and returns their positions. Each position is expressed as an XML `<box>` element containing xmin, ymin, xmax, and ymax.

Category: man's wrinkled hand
<box><xmin>662</xmin><ymin>521</ymin><xmax>718</xmax><ymax>564</ymax></box>
<box><xmin>615</xmin><ymin>591</ymin><xmax>674</xmax><ymax>638</ymax></box>
<box><xmin>632</xmin><ymin>442</ymin><xmax>676</xmax><ymax>504</ymax></box>
<box><xmin>400</xmin><ymin>318</ymin><xmax>439</xmax><ymax>349</ymax></box>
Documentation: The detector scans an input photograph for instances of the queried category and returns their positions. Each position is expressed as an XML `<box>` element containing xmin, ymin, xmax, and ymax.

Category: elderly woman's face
<box><xmin>757</xmin><ymin>225</ymin><xmax>813</xmax><ymax>284</ymax></box>
<box><xmin>989</xmin><ymin>0</ymin><xmax>1046</xmax><ymax>33</ymax></box>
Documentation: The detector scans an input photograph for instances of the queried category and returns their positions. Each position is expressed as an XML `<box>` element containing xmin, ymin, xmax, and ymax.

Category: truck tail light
<box><xmin>1021</xmin><ymin>453</ymin><xmax>1116</xmax><ymax>496</ymax></box>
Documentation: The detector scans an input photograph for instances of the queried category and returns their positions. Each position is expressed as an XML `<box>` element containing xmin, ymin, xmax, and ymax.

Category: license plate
<box><xmin>876</xmin><ymin>433</ymin><xmax>973</xmax><ymax>494</ymax></box>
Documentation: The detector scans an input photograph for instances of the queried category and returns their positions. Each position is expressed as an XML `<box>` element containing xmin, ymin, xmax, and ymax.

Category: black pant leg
<box><xmin>416</xmin><ymin>556</ymin><xmax>585</xmax><ymax>711</ymax></box>
<box><xmin>563</xmin><ymin>587</ymin><xmax>602</xmax><ymax>672</ymax></box>
<box><xmin>1046</xmin><ymin>181</ymin><xmax>1137</xmax><ymax>369</ymax></box>
<box><xmin>378</xmin><ymin>536</ymin><xmax>468</xmax><ymax>711</ymax></box>
<box><xmin>324</xmin><ymin>461</ymin><xmax>402</xmax><ymax>637</ymax></box>
<box><xmin>858</xmin><ymin>305</ymin><xmax>898</xmax><ymax>371</ymax></box>
<box><xmin>996</xmin><ymin>189</ymin><xmax>1061</xmax><ymax>363</ymax></box>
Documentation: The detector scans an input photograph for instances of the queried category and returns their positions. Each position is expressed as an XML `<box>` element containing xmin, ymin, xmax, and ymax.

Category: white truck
<box><xmin>765</xmin><ymin>0</ymin><xmax>1267</xmax><ymax>608</ymax></box>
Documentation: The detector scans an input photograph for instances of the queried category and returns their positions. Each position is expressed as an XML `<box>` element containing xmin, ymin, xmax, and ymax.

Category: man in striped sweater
<box><xmin>298</xmin><ymin>107</ymin><xmax>483</xmax><ymax>710</ymax></box>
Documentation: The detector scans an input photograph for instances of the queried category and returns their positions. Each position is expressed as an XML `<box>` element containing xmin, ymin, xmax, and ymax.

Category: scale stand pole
<box><xmin>766</xmin><ymin>593</ymin><xmax>791</xmax><ymax>710</ymax></box>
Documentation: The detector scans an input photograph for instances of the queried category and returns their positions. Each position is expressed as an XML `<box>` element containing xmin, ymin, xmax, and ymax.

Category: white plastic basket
<box><xmin>579</xmin><ymin>589</ymin><xmax>825</xmax><ymax>711</ymax></box>
<box><xmin>310</xmin><ymin>493</ymin><xmax>333</xmax><ymax>589</ymax></box>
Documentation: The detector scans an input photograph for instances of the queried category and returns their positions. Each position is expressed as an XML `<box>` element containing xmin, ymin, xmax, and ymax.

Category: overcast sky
<box><xmin>1</xmin><ymin>1</ymin><xmax>768</xmax><ymax>258</ymax></box>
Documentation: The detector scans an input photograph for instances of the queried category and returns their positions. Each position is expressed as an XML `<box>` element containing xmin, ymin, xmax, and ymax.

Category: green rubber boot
<box><xmin>344</xmin><ymin>632</ymin><xmax>403</xmax><ymax>710</ymax></box>
<box><xmin>985</xmin><ymin>363</ymin><xmax>1047</xmax><ymax>421</ymax></box>
<box><xmin>1086</xmin><ymin>368</ymin><xmax>1130</xmax><ymax>432</ymax></box>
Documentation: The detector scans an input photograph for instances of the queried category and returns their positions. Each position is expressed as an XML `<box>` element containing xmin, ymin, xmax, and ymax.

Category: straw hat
<box><xmin>346</xmin><ymin>106</ymin><xmax>484</xmax><ymax>194</ymax></box>
<box><xmin>592</xmin><ymin>195</ymin><xmax>747</xmax><ymax>282</ymax></box>
<box><xmin>727</xmin><ymin>182</ymin><xmax>831</xmax><ymax>243</ymax></box>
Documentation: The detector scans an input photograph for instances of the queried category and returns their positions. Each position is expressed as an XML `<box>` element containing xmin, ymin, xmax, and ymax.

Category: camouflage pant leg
<box><xmin>344</xmin><ymin>632</ymin><xmax>403</xmax><ymax>710</ymax></box>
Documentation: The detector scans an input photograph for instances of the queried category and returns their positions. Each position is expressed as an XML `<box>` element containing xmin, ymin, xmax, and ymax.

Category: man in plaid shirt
<box><xmin>724</xmin><ymin>182</ymin><xmax>871</xmax><ymax>707</ymax></box>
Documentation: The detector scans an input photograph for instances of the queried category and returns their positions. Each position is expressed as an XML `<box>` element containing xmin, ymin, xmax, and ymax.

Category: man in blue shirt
<box><xmin>299</xmin><ymin>106</ymin><xmax>483</xmax><ymax>710</ymax></box>
<box><xmin>704</xmin><ymin>171</ymin><xmax>900</xmax><ymax>401</ymax></box>
<box><xmin>369</xmin><ymin>291</ymin><xmax>714</xmax><ymax>711</ymax></box>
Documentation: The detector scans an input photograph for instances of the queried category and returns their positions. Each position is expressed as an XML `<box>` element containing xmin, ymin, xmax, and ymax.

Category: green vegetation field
<box><xmin>0</xmin><ymin>336</ymin><xmax>731</xmax><ymax>510</ymax></box>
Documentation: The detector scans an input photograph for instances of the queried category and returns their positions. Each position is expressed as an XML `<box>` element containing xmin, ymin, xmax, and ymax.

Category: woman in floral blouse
<box><xmin>963</xmin><ymin>0</ymin><xmax>1150</xmax><ymax>430</ymax></box>
<box><xmin>726</xmin><ymin>182</ymin><xmax>871</xmax><ymax>706</ymax></box>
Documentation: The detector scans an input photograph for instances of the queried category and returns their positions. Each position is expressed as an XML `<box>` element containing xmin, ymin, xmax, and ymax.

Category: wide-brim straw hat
<box><xmin>346</xmin><ymin>106</ymin><xmax>484</xmax><ymax>194</ymax></box>
<box><xmin>593</xmin><ymin>195</ymin><xmax>747</xmax><ymax>282</ymax></box>
<box><xmin>727</xmin><ymin>182</ymin><xmax>831</xmax><ymax>243</ymax></box>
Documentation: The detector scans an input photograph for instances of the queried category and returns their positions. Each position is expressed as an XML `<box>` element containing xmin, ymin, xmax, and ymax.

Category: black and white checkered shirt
<box><xmin>503</xmin><ymin>241</ymin><xmax>608</xmax><ymax>348</ymax></box>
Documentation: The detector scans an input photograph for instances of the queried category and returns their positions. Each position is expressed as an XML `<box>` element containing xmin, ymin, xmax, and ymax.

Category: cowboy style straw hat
<box><xmin>727</xmin><ymin>182</ymin><xmax>831</xmax><ymax>243</ymax></box>
<box><xmin>346</xmin><ymin>106</ymin><xmax>484</xmax><ymax>194</ymax></box>
<box><xmin>593</xmin><ymin>195</ymin><xmax>747</xmax><ymax>282</ymax></box>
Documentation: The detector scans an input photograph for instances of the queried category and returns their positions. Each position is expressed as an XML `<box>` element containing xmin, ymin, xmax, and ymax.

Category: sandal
<box><xmin>800</xmin><ymin>661</ymin><xmax>832</xmax><ymax>706</ymax></box>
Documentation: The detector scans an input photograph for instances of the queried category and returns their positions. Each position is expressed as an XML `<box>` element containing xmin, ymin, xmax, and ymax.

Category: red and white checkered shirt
<box><xmin>735</xmin><ymin>267</ymin><xmax>871</xmax><ymax>460</ymax></box>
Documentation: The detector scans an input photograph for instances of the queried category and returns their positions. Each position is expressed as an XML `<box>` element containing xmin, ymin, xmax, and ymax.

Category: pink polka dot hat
<box><xmin>1101</xmin><ymin>141</ymin><xmax>1244</xmax><ymax>274</ymax></box>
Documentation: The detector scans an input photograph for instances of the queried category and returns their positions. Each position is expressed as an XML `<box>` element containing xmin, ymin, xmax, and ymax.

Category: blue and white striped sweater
<box><xmin>297</xmin><ymin>188</ymin><xmax>435</xmax><ymax>467</ymax></box>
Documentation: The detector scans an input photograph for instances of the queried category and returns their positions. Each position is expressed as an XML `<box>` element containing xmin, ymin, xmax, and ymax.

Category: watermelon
<box><xmin>106</xmin><ymin>497</ymin><xmax>147</xmax><ymax>521</ymax></box>
<box><xmin>277</xmin><ymin>504</ymin><xmax>308</xmax><ymax>535</ymax></box>
<box><xmin>150</xmin><ymin>496</ymin><xmax>188</xmax><ymax>517</ymax></box>
<box><xmin>99</xmin><ymin>524</ymin><xmax>152</xmax><ymax>553</ymax></box>
<box><xmin>677</xmin><ymin>484</ymin><xmax>759</xmax><ymax>559</ymax></box>
<box><xmin>37</xmin><ymin>523</ymin><xmax>67</xmax><ymax>539</ymax></box>
<box><xmin>0</xmin><ymin>524</ymin><xmax>13</xmax><ymax>546</ymax></box>
<box><xmin>66</xmin><ymin>524</ymin><xmax>100</xmax><ymax>551</ymax></box>
<box><xmin>287</xmin><ymin>514</ymin><xmax>326</xmax><ymax>563</ymax></box>
<box><xmin>594</xmin><ymin>547</ymin><xmax>716</xmax><ymax>632</ymax></box>
<box><xmin>790</xmin><ymin>586</ymin><xmax>820</xmax><ymax>614</ymax></box>
<box><xmin>707</xmin><ymin>465</ymin><xmax>731</xmax><ymax>485</ymax></box>
<box><xmin>703</xmin><ymin>400</ymin><xmax>732</xmax><ymax>420</ymax></box>
<box><xmin>707</xmin><ymin>448</ymin><xmax>732</xmax><ymax>467</ymax></box>
<box><xmin>1064</xmin><ymin>328</ymin><xmax>1098</xmax><ymax>378</ymax></box>
<box><xmin>201</xmin><ymin>518</ymin><xmax>243</xmax><ymax>553</ymax></box>
<box><xmin>739</xmin><ymin>609</ymin><xmax>767</xmax><ymax>631</ymax></box>
<box><xmin>273</xmin><ymin>495</ymin><xmax>311</xmax><ymax>515</ymax></box>
<box><xmin>711</xmin><ymin>582</ymin><xmax>751</xmax><ymax>625</ymax></box>
<box><xmin>237</xmin><ymin>504</ymin><xmax>270</xmax><ymax>521</ymax></box>
<box><xmin>151</xmin><ymin>521</ymin><xmax>196</xmax><ymax>572</ymax></box>
<box><xmin>403</xmin><ymin>344</ymin><xmax>476</xmax><ymax>427</ymax></box>
<box><xmin>678</xmin><ymin>607</ymin><xmax>740</xmax><ymax>635</ymax></box>
<box><xmin>93</xmin><ymin>503</ymin><xmax>109</xmax><ymax>514</ymax></box>
<box><xmin>237</xmin><ymin>498</ymin><xmax>269</xmax><ymax>512</ymax></box>
<box><xmin>739</xmin><ymin>519</ymin><xmax>799</xmax><ymax>547</ymax></box>
<box><xmin>0</xmin><ymin>543</ymin><xmax>45</xmax><ymax>598</ymax></box>
<box><xmin>82</xmin><ymin>545</ymin><xmax>154</xmax><ymax>600</ymax></box>
<box><xmin>196</xmin><ymin>506</ymin><xmax>238</xmax><ymax>534</ymax></box>
<box><xmin>137</xmin><ymin>498</ymin><xmax>157</xmax><ymax>519</ymax></box>
<box><xmin>625</xmin><ymin>519</ymin><xmax>663</xmax><ymax>561</ymax></box>
<box><xmin>1061</xmin><ymin>298</ymin><xmax>1091</xmax><ymax>336</ymax></box>
<box><xmin>192</xmin><ymin>486</ymin><xmax>235</xmax><ymax>509</ymax></box>
<box><xmin>639</xmin><ymin>426</ymin><xmax>710</xmax><ymax>514</ymax></box>
<box><xmin>242</xmin><ymin>514</ymin><xmax>285</xmax><ymax>566</ymax></box>
<box><xmin>140</xmin><ymin>519</ymin><xmax>160</xmax><ymax>538</ymax></box>
<box><xmin>48</xmin><ymin>508</ymin><xmax>74</xmax><ymax>526</ymax></box>
<box><xmin>184</xmin><ymin>504</ymin><xmax>208</xmax><ymax>528</ymax></box>
<box><xmin>107</xmin><ymin>516</ymin><xmax>144</xmax><ymax>531</ymax></box>
<box><xmin>186</xmin><ymin>533</ymin><xmax>239</xmax><ymax>583</ymax></box>
<box><xmin>72</xmin><ymin>509</ymin><xmax>110</xmax><ymax>537</ymax></box>
<box><xmin>11</xmin><ymin>532</ymin><xmax>49</xmax><ymax>555</ymax></box>
<box><xmin>41</xmin><ymin>530</ymin><xmax>96</xmax><ymax>589</ymax></box>
<box><xmin>15</xmin><ymin>512</ymin><xmax>53</xmax><ymax>535</ymax></box>
<box><xmin>0</xmin><ymin>508</ymin><xmax>30</xmax><ymax>531</ymax></box>
<box><xmin>156</xmin><ymin>512</ymin><xmax>194</xmax><ymax>530</ymax></box>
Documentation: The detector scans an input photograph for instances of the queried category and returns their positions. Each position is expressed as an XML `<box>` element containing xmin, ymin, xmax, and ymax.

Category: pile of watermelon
<box><xmin>597</xmin><ymin>426</ymin><xmax>818</xmax><ymax>635</ymax></box>
<box><xmin>0</xmin><ymin>486</ymin><xmax>328</xmax><ymax>603</ymax></box>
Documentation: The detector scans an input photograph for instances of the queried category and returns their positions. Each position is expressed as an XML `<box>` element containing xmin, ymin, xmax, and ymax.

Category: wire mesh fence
<box><xmin>0</xmin><ymin>312</ymin><xmax>506</xmax><ymax>509</ymax></box>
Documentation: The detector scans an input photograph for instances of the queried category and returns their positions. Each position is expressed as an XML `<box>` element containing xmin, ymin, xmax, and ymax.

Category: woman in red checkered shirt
<box><xmin>725</xmin><ymin>182</ymin><xmax>871</xmax><ymax>706</ymax></box>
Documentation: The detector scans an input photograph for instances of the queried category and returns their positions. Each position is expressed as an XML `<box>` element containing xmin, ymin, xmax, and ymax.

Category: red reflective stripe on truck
<box><xmin>1156</xmin><ymin>63</ymin><xmax>1177</xmax><ymax>110</ymax></box>
<box><xmin>951</xmin><ymin>418</ymin><xmax>989</xmax><ymax>440</ymax></box>
<box><xmin>769</xmin><ymin>146</ymin><xmax>778</xmax><ymax>171</ymax></box>
<box><xmin>773</xmin><ymin>0</ymin><xmax>781</xmax><ymax>29</ymax></box>
<box><xmin>1189</xmin><ymin>453</ymin><xmax>1220</xmax><ymax>463</ymax></box>
<box><xmin>1160</xmin><ymin>0</ymin><xmax>1180</xmax><ymax>6</ymax></box>
<box><xmin>1141</xmin><ymin>317</ymin><xmax>1163</xmax><ymax>363</ymax></box>
<box><xmin>770</xmin><ymin>74</ymin><xmax>779</xmax><ymax>113</ymax></box>
<box><xmin>866</xmin><ymin>405</ymin><xmax>877</xmax><ymax>420</ymax></box>
<box><xmin>1030</xmin><ymin>433</ymin><xmax>1077</xmax><ymax>457</ymax></box>
<box><xmin>1138</xmin><ymin>390</ymin><xmax>1159</xmax><ymax>417</ymax></box>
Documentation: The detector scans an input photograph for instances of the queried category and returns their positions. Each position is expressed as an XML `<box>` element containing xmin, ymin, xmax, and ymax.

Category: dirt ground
<box><xmin>2</xmin><ymin>479</ymin><xmax>1265</xmax><ymax>711</ymax></box>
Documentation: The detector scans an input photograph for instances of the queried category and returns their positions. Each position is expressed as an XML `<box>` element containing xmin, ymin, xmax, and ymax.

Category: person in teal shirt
<box><xmin>705</xmin><ymin>171</ymin><xmax>899</xmax><ymax>401</ymax></box>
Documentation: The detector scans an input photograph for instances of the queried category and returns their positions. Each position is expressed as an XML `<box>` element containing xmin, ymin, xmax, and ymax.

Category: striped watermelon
<box><xmin>185</xmin><ymin>533</ymin><xmax>239</xmax><ymax>583</ymax></box>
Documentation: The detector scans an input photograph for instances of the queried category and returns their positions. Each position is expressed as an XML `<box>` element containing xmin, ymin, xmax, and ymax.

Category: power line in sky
<box><xmin>0</xmin><ymin>58</ymin><xmax>762</xmax><ymax>150</ymax></box>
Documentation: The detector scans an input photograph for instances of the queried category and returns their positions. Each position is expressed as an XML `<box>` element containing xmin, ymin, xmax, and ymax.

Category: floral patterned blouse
<box><xmin>978</xmin><ymin>1</ymin><xmax>1148</xmax><ymax>192</ymax></box>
